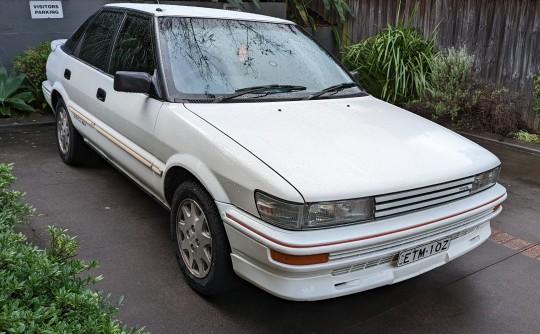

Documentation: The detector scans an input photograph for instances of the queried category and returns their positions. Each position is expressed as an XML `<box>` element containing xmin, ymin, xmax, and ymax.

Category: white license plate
<box><xmin>397</xmin><ymin>237</ymin><xmax>451</xmax><ymax>267</ymax></box>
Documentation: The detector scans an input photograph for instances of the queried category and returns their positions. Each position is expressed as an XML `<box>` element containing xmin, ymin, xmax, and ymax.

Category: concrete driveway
<box><xmin>1</xmin><ymin>125</ymin><xmax>539</xmax><ymax>333</ymax></box>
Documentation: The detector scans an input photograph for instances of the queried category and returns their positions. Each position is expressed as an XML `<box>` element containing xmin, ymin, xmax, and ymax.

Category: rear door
<box><xmin>62</xmin><ymin>10</ymin><xmax>124</xmax><ymax>119</ymax></box>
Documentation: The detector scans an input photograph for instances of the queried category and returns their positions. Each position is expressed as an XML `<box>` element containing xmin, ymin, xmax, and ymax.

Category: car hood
<box><xmin>184</xmin><ymin>96</ymin><xmax>500</xmax><ymax>202</ymax></box>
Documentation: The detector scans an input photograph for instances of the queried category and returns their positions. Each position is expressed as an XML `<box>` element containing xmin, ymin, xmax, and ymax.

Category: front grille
<box><xmin>375</xmin><ymin>176</ymin><xmax>475</xmax><ymax>218</ymax></box>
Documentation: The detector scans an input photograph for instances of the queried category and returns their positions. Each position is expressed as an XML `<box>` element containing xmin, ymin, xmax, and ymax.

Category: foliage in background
<box><xmin>389</xmin><ymin>44</ymin><xmax>528</xmax><ymax>136</ymax></box>
<box><xmin>0</xmin><ymin>163</ymin><xmax>146</xmax><ymax>334</ymax></box>
<box><xmin>513</xmin><ymin>130</ymin><xmax>540</xmax><ymax>144</ymax></box>
<box><xmin>285</xmin><ymin>0</ymin><xmax>353</xmax><ymax>29</ymax></box>
<box><xmin>225</xmin><ymin>0</ymin><xmax>259</xmax><ymax>12</ymax></box>
<box><xmin>342</xmin><ymin>4</ymin><xmax>436</xmax><ymax>105</ymax></box>
<box><xmin>533</xmin><ymin>73</ymin><xmax>540</xmax><ymax>117</ymax></box>
<box><xmin>409</xmin><ymin>78</ymin><xmax>527</xmax><ymax>136</ymax></box>
<box><xmin>13</xmin><ymin>41</ymin><xmax>50</xmax><ymax>110</ymax></box>
<box><xmin>0</xmin><ymin>67</ymin><xmax>34</xmax><ymax>117</ymax></box>
<box><xmin>425</xmin><ymin>47</ymin><xmax>475</xmax><ymax>120</ymax></box>
<box><xmin>225</xmin><ymin>0</ymin><xmax>353</xmax><ymax>46</ymax></box>
<box><xmin>457</xmin><ymin>81</ymin><xmax>527</xmax><ymax>135</ymax></box>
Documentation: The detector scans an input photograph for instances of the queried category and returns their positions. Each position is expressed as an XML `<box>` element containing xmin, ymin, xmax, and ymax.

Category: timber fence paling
<box><xmin>334</xmin><ymin>0</ymin><xmax>540</xmax><ymax>130</ymax></box>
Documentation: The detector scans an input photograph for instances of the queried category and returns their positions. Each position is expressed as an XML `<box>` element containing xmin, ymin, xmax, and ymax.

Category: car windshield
<box><xmin>158</xmin><ymin>17</ymin><xmax>363</xmax><ymax>100</ymax></box>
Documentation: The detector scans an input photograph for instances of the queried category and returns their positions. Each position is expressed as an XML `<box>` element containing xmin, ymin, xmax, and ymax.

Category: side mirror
<box><xmin>114</xmin><ymin>71</ymin><xmax>155</xmax><ymax>95</ymax></box>
<box><xmin>349</xmin><ymin>70</ymin><xmax>359</xmax><ymax>82</ymax></box>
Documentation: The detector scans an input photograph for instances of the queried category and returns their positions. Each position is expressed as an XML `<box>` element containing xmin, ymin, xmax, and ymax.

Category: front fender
<box><xmin>155</xmin><ymin>103</ymin><xmax>304</xmax><ymax>217</ymax></box>
<box><xmin>163</xmin><ymin>153</ymin><xmax>231</xmax><ymax>204</ymax></box>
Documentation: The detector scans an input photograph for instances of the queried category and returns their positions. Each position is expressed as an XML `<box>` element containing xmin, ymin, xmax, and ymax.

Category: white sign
<box><xmin>29</xmin><ymin>1</ymin><xmax>63</xmax><ymax>19</ymax></box>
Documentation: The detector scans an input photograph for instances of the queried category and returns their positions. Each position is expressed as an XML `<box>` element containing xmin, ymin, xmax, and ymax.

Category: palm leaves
<box><xmin>0</xmin><ymin>67</ymin><xmax>34</xmax><ymax>117</ymax></box>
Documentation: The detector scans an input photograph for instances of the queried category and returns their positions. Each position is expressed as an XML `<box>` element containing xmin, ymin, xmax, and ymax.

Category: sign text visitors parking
<box><xmin>29</xmin><ymin>1</ymin><xmax>63</xmax><ymax>19</ymax></box>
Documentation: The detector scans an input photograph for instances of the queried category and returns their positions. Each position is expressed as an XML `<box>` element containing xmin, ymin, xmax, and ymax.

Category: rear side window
<box><xmin>78</xmin><ymin>11</ymin><xmax>124</xmax><ymax>72</ymax></box>
<box><xmin>109</xmin><ymin>14</ymin><xmax>155</xmax><ymax>75</ymax></box>
<box><xmin>63</xmin><ymin>12</ymin><xmax>97</xmax><ymax>54</ymax></box>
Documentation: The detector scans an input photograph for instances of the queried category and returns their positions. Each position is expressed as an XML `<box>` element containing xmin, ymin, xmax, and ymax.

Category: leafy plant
<box><xmin>285</xmin><ymin>0</ymin><xmax>353</xmax><ymax>30</ymax></box>
<box><xmin>0</xmin><ymin>163</ymin><xmax>34</xmax><ymax>227</ymax></box>
<box><xmin>414</xmin><ymin>47</ymin><xmax>475</xmax><ymax>121</ymax></box>
<box><xmin>513</xmin><ymin>130</ymin><xmax>540</xmax><ymax>143</ymax></box>
<box><xmin>533</xmin><ymin>73</ymin><xmax>540</xmax><ymax>117</ymax></box>
<box><xmin>0</xmin><ymin>163</ymin><xmax>146</xmax><ymax>334</ymax></box>
<box><xmin>342</xmin><ymin>4</ymin><xmax>437</xmax><ymax>105</ymax></box>
<box><xmin>0</xmin><ymin>67</ymin><xmax>34</xmax><ymax>117</ymax></box>
<box><xmin>407</xmin><ymin>46</ymin><xmax>528</xmax><ymax>135</ymax></box>
<box><xmin>13</xmin><ymin>41</ymin><xmax>50</xmax><ymax>110</ymax></box>
<box><xmin>455</xmin><ymin>80</ymin><xmax>527</xmax><ymax>136</ymax></box>
<box><xmin>225</xmin><ymin>0</ymin><xmax>353</xmax><ymax>45</ymax></box>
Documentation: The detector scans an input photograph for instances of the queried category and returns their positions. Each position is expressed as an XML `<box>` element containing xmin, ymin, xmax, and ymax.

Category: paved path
<box><xmin>1</xmin><ymin>126</ymin><xmax>539</xmax><ymax>334</ymax></box>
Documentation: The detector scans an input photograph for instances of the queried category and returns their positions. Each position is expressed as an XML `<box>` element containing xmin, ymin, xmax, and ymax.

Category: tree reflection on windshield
<box><xmin>159</xmin><ymin>17</ymin><xmax>353</xmax><ymax>98</ymax></box>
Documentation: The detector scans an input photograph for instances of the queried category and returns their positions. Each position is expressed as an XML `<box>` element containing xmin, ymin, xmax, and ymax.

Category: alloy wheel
<box><xmin>57</xmin><ymin>107</ymin><xmax>70</xmax><ymax>155</ymax></box>
<box><xmin>176</xmin><ymin>198</ymin><xmax>212</xmax><ymax>278</ymax></box>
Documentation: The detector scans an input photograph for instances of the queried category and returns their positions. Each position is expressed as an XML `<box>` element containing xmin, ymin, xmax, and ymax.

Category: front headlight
<box><xmin>471</xmin><ymin>166</ymin><xmax>501</xmax><ymax>194</ymax></box>
<box><xmin>255</xmin><ymin>191</ymin><xmax>374</xmax><ymax>230</ymax></box>
<box><xmin>306</xmin><ymin>199</ymin><xmax>374</xmax><ymax>228</ymax></box>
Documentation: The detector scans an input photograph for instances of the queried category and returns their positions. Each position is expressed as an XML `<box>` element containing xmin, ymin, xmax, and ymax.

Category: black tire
<box><xmin>55</xmin><ymin>98</ymin><xmax>91</xmax><ymax>166</ymax></box>
<box><xmin>170</xmin><ymin>180</ymin><xmax>239</xmax><ymax>295</ymax></box>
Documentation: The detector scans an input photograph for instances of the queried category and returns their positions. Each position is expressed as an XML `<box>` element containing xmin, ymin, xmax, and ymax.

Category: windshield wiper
<box><xmin>213</xmin><ymin>85</ymin><xmax>306</xmax><ymax>103</ymax></box>
<box><xmin>304</xmin><ymin>82</ymin><xmax>358</xmax><ymax>100</ymax></box>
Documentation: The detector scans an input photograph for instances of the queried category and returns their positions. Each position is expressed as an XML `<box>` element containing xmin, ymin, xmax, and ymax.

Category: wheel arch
<box><xmin>163</xmin><ymin>162</ymin><xmax>230</xmax><ymax>207</ymax></box>
<box><xmin>50</xmin><ymin>83</ymin><xmax>69</xmax><ymax>112</ymax></box>
<box><xmin>51</xmin><ymin>90</ymin><xmax>62</xmax><ymax>111</ymax></box>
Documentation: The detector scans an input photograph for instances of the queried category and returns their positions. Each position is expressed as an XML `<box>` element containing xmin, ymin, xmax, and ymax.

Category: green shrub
<box><xmin>0</xmin><ymin>163</ymin><xmax>146</xmax><ymax>334</ymax></box>
<box><xmin>456</xmin><ymin>80</ymin><xmax>527</xmax><ymax>135</ymax></box>
<box><xmin>285</xmin><ymin>0</ymin><xmax>353</xmax><ymax>28</ymax></box>
<box><xmin>342</xmin><ymin>4</ymin><xmax>436</xmax><ymax>105</ymax></box>
<box><xmin>12</xmin><ymin>41</ymin><xmax>50</xmax><ymax>110</ymax></box>
<box><xmin>0</xmin><ymin>67</ymin><xmax>34</xmax><ymax>117</ymax></box>
<box><xmin>533</xmin><ymin>73</ymin><xmax>540</xmax><ymax>117</ymax></box>
<box><xmin>513</xmin><ymin>130</ymin><xmax>540</xmax><ymax>143</ymax></box>
<box><xmin>406</xmin><ymin>46</ymin><xmax>527</xmax><ymax>136</ymax></box>
<box><xmin>427</xmin><ymin>47</ymin><xmax>475</xmax><ymax>120</ymax></box>
<box><xmin>0</xmin><ymin>164</ymin><xmax>34</xmax><ymax>226</ymax></box>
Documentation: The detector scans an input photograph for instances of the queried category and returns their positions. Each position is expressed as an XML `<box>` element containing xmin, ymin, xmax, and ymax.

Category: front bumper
<box><xmin>218</xmin><ymin>184</ymin><xmax>506</xmax><ymax>301</ymax></box>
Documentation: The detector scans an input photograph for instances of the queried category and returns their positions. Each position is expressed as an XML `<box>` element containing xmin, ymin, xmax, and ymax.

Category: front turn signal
<box><xmin>270</xmin><ymin>249</ymin><xmax>329</xmax><ymax>265</ymax></box>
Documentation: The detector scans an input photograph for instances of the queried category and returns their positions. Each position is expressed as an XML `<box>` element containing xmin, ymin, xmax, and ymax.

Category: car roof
<box><xmin>104</xmin><ymin>3</ymin><xmax>293</xmax><ymax>24</ymax></box>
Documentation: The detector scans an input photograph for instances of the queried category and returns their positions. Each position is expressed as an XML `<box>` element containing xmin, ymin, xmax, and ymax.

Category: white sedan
<box><xmin>43</xmin><ymin>3</ymin><xmax>506</xmax><ymax>300</ymax></box>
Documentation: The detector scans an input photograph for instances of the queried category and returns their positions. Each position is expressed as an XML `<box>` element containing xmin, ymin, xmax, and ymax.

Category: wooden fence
<box><xmin>324</xmin><ymin>0</ymin><xmax>540</xmax><ymax>129</ymax></box>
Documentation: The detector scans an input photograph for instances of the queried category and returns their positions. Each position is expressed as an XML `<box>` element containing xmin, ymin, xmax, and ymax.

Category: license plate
<box><xmin>397</xmin><ymin>237</ymin><xmax>451</xmax><ymax>267</ymax></box>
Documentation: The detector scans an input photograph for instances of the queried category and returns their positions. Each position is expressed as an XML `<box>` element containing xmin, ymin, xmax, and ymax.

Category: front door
<box><xmin>93</xmin><ymin>13</ymin><xmax>164</xmax><ymax>195</ymax></box>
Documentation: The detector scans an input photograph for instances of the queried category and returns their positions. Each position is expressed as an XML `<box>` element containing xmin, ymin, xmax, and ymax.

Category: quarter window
<box><xmin>110</xmin><ymin>15</ymin><xmax>155</xmax><ymax>75</ymax></box>
<box><xmin>79</xmin><ymin>11</ymin><xmax>124</xmax><ymax>72</ymax></box>
<box><xmin>63</xmin><ymin>12</ymin><xmax>97</xmax><ymax>54</ymax></box>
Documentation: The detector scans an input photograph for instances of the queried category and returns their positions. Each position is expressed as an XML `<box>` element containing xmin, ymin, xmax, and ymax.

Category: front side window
<box><xmin>79</xmin><ymin>11</ymin><xmax>124</xmax><ymax>72</ymax></box>
<box><xmin>159</xmin><ymin>17</ymin><xmax>361</xmax><ymax>100</ymax></box>
<box><xmin>110</xmin><ymin>14</ymin><xmax>155</xmax><ymax>75</ymax></box>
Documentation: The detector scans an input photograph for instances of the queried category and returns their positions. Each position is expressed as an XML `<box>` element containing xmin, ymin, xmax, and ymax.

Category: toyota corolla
<box><xmin>43</xmin><ymin>3</ymin><xmax>506</xmax><ymax>300</ymax></box>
